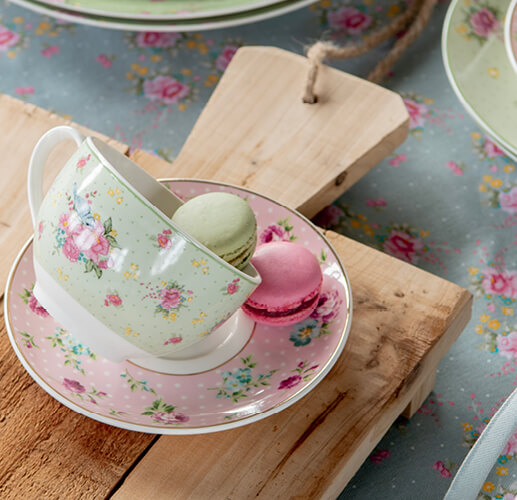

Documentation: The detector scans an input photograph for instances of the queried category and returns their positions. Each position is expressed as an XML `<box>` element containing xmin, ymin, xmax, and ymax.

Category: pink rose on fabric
<box><xmin>73</xmin><ymin>220</ymin><xmax>109</xmax><ymax>264</ymax></box>
<box><xmin>96</xmin><ymin>54</ymin><xmax>112</xmax><ymax>68</ymax></box>
<box><xmin>160</xmin><ymin>287</ymin><xmax>182</xmax><ymax>310</ymax></box>
<box><xmin>500</xmin><ymin>187</ymin><xmax>517</xmax><ymax>215</ymax></box>
<box><xmin>215</xmin><ymin>45</ymin><xmax>238</xmax><ymax>72</ymax></box>
<box><xmin>432</xmin><ymin>460</ymin><xmax>452</xmax><ymax>478</ymax></box>
<box><xmin>389</xmin><ymin>153</ymin><xmax>408</xmax><ymax>167</ymax></box>
<box><xmin>484</xmin><ymin>137</ymin><xmax>504</xmax><ymax>158</ymax></box>
<box><xmin>143</xmin><ymin>76</ymin><xmax>190</xmax><ymax>104</ymax></box>
<box><xmin>0</xmin><ymin>26</ymin><xmax>20</xmax><ymax>51</ymax></box>
<box><xmin>259</xmin><ymin>224</ymin><xmax>288</xmax><ymax>244</ymax></box>
<box><xmin>403</xmin><ymin>98</ymin><xmax>428</xmax><ymax>129</ymax></box>
<box><xmin>446</xmin><ymin>161</ymin><xmax>464</xmax><ymax>176</ymax></box>
<box><xmin>157</xmin><ymin>232</ymin><xmax>172</xmax><ymax>249</ymax></box>
<box><xmin>328</xmin><ymin>7</ymin><xmax>372</xmax><ymax>35</ymax></box>
<box><xmin>312</xmin><ymin>205</ymin><xmax>344</xmax><ymax>229</ymax></box>
<box><xmin>470</xmin><ymin>8</ymin><xmax>499</xmax><ymax>38</ymax></box>
<box><xmin>151</xmin><ymin>411</ymin><xmax>189</xmax><ymax>424</ymax></box>
<box><xmin>135</xmin><ymin>32</ymin><xmax>180</xmax><ymax>48</ymax></box>
<box><xmin>278</xmin><ymin>375</ymin><xmax>302</xmax><ymax>390</ymax></box>
<box><xmin>482</xmin><ymin>268</ymin><xmax>517</xmax><ymax>299</ymax></box>
<box><xmin>63</xmin><ymin>378</ymin><xmax>85</xmax><ymax>394</ymax></box>
<box><xmin>29</xmin><ymin>294</ymin><xmax>49</xmax><ymax>317</ymax></box>
<box><xmin>310</xmin><ymin>289</ymin><xmax>342</xmax><ymax>324</ymax></box>
<box><xmin>370</xmin><ymin>450</ymin><xmax>390</xmax><ymax>465</ymax></box>
<box><xmin>227</xmin><ymin>282</ymin><xmax>239</xmax><ymax>294</ymax></box>
<box><xmin>383</xmin><ymin>230</ymin><xmax>424</xmax><ymax>264</ymax></box>
<box><xmin>366</xmin><ymin>198</ymin><xmax>387</xmax><ymax>207</ymax></box>
<box><xmin>41</xmin><ymin>45</ymin><xmax>59</xmax><ymax>58</ymax></box>
<box><xmin>497</xmin><ymin>332</ymin><xmax>517</xmax><ymax>360</ymax></box>
<box><xmin>502</xmin><ymin>430</ymin><xmax>517</xmax><ymax>456</ymax></box>
<box><xmin>63</xmin><ymin>237</ymin><xmax>81</xmax><ymax>262</ymax></box>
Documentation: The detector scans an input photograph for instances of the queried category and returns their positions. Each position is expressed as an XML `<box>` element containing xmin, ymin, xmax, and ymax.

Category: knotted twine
<box><xmin>303</xmin><ymin>0</ymin><xmax>438</xmax><ymax>103</ymax></box>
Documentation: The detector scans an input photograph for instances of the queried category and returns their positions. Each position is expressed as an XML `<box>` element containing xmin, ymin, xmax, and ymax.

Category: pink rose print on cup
<box><xmin>160</xmin><ymin>287</ymin><xmax>182</xmax><ymax>310</ymax></box>
<box><xmin>0</xmin><ymin>25</ymin><xmax>21</xmax><ymax>51</ymax></box>
<box><xmin>278</xmin><ymin>375</ymin><xmax>302</xmax><ymax>390</ymax></box>
<box><xmin>41</xmin><ymin>45</ymin><xmax>59</xmax><ymax>58</ymax></box>
<box><xmin>497</xmin><ymin>332</ymin><xmax>517</xmax><ymax>360</ymax></box>
<box><xmin>445</xmin><ymin>161</ymin><xmax>465</xmax><ymax>176</ymax></box>
<box><xmin>222</xmin><ymin>278</ymin><xmax>240</xmax><ymax>295</ymax></box>
<box><xmin>312</xmin><ymin>205</ymin><xmax>344</xmax><ymax>229</ymax></box>
<box><xmin>469</xmin><ymin>8</ymin><xmax>499</xmax><ymax>38</ymax></box>
<box><xmin>63</xmin><ymin>378</ymin><xmax>86</xmax><ymax>394</ymax></box>
<box><xmin>155</xmin><ymin>228</ymin><xmax>173</xmax><ymax>249</ymax></box>
<box><xmin>143</xmin><ymin>397</ymin><xmax>190</xmax><ymax>425</ymax></box>
<box><xmin>278</xmin><ymin>361</ymin><xmax>318</xmax><ymax>389</ymax></box>
<box><xmin>63</xmin><ymin>236</ymin><xmax>81</xmax><ymax>262</ymax></box>
<box><xmin>484</xmin><ymin>137</ymin><xmax>505</xmax><ymax>158</ymax></box>
<box><xmin>135</xmin><ymin>32</ymin><xmax>180</xmax><ymax>49</ymax></box>
<box><xmin>215</xmin><ymin>45</ymin><xmax>238</xmax><ymax>72</ymax></box>
<box><xmin>141</xmin><ymin>280</ymin><xmax>192</xmax><ymax>319</ymax></box>
<box><xmin>327</xmin><ymin>7</ymin><xmax>372</xmax><ymax>35</ymax></box>
<box><xmin>104</xmin><ymin>293</ymin><xmax>122</xmax><ymax>307</ymax></box>
<box><xmin>143</xmin><ymin>76</ymin><xmax>190</xmax><ymax>105</ymax></box>
<box><xmin>164</xmin><ymin>336</ymin><xmax>183</xmax><ymax>346</ymax></box>
<box><xmin>19</xmin><ymin>285</ymin><xmax>49</xmax><ymax>317</ymax></box>
<box><xmin>499</xmin><ymin>187</ymin><xmax>517</xmax><ymax>215</ymax></box>
<box><xmin>383</xmin><ymin>230</ymin><xmax>424</xmax><ymax>264</ymax></box>
<box><xmin>482</xmin><ymin>268</ymin><xmax>517</xmax><ymax>299</ymax></box>
<box><xmin>260</xmin><ymin>224</ymin><xmax>287</xmax><ymax>243</ymax></box>
<box><xmin>388</xmin><ymin>154</ymin><xmax>407</xmax><ymax>167</ymax></box>
<box><xmin>502</xmin><ymin>430</ymin><xmax>517</xmax><ymax>456</ymax></box>
<box><xmin>403</xmin><ymin>98</ymin><xmax>428</xmax><ymax>129</ymax></box>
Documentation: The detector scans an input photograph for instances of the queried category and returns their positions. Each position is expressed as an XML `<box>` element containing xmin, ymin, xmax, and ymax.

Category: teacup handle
<box><xmin>28</xmin><ymin>125</ymin><xmax>85</xmax><ymax>228</ymax></box>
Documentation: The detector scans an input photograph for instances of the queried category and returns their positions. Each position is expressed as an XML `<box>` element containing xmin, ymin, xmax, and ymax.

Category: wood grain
<box><xmin>168</xmin><ymin>46</ymin><xmax>409</xmax><ymax>218</ymax></box>
<box><xmin>0</xmin><ymin>94</ymin><xmax>127</xmax><ymax>293</ymax></box>
<box><xmin>111</xmin><ymin>233</ymin><xmax>472</xmax><ymax>500</ymax></box>
<box><xmin>0</xmin><ymin>304</ymin><xmax>156</xmax><ymax>500</ymax></box>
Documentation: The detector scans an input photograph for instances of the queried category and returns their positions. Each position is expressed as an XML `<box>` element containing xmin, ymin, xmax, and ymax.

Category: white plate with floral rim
<box><xmin>8</xmin><ymin>0</ymin><xmax>317</xmax><ymax>32</ymax></box>
<box><xmin>4</xmin><ymin>179</ymin><xmax>352</xmax><ymax>435</ymax></box>
<box><xmin>442</xmin><ymin>0</ymin><xmax>517</xmax><ymax>160</ymax></box>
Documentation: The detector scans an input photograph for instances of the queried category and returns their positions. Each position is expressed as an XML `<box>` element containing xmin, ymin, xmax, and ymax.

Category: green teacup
<box><xmin>28</xmin><ymin>126</ymin><xmax>261</xmax><ymax>363</ymax></box>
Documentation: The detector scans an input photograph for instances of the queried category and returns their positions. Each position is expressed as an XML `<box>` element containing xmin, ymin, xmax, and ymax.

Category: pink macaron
<box><xmin>242</xmin><ymin>241</ymin><xmax>323</xmax><ymax>326</ymax></box>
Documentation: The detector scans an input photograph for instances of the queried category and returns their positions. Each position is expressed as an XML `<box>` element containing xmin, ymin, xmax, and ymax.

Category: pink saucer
<box><xmin>4</xmin><ymin>179</ymin><xmax>352</xmax><ymax>434</ymax></box>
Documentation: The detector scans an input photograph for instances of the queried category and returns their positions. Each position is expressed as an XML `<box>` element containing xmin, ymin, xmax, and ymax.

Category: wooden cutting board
<box><xmin>0</xmin><ymin>47</ymin><xmax>472</xmax><ymax>499</ymax></box>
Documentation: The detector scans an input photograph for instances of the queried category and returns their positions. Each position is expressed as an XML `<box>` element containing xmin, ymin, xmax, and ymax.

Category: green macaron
<box><xmin>171</xmin><ymin>192</ymin><xmax>257</xmax><ymax>271</ymax></box>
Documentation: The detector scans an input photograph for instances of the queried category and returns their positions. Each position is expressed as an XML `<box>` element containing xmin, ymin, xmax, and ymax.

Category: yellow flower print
<box><xmin>471</xmin><ymin>132</ymin><xmax>481</xmax><ymax>141</ymax></box>
<box><xmin>455</xmin><ymin>24</ymin><xmax>468</xmax><ymax>35</ymax></box>
<box><xmin>110</xmin><ymin>230</ymin><xmax>117</xmax><ymax>237</ymax></box>
<box><xmin>496</xmin><ymin>466</ymin><xmax>508</xmax><ymax>476</ymax></box>
<box><xmin>181</xmin><ymin>68</ymin><xmax>192</xmax><ymax>76</ymax></box>
<box><xmin>502</xmin><ymin>307</ymin><xmax>513</xmax><ymax>316</ymax></box>
<box><xmin>490</xmin><ymin>179</ymin><xmax>502</xmax><ymax>188</ymax></box>
<box><xmin>487</xmin><ymin>67</ymin><xmax>499</xmax><ymax>78</ymax></box>
<box><xmin>350</xmin><ymin>219</ymin><xmax>362</xmax><ymax>229</ymax></box>
<box><xmin>137</xmin><ymin>67</ymin><xmax>148</xmax><ymax>76</ymax></box>
<box><xmin>480</xmin><ymin>314</ymin><xmax>489</xmax><ymax>323</ymax></box>
<box><xmin>178</xmin><ymin>103</ymin><xmax>187</xmax><ymax>112</ymax></box>
<box><xmin>151</xmin><ymin>54</ymin><xmax>162</xmax><ymax>63</ymax></box>
<box><xmin>386</xmin><ymin>4</ymin><xmax>401</xmax><ymax>17</ymax></box>
<box><xmin>187</xmin><ymin>296</ymin><xmax>193</xmax><ymax>303</ymax></box>
<box><xmin>126</xmin><ymin>72</ymin><xmax>134</xmax><ymax>80</ymax></box>
<box><xmin>363</xmin><ymin>225</ymin><xmax>374</xmax><ymax>237</ymax></box>
<box><xmin>124</xmin><ymin>272</ymin><xmax>131</xmax><ymax>279</ymax></box>
<box><xmin>504</xmin><ymin>164</ymin><xmax>515</xmax><ymax>173</ymax></box>
<box><xmin>475</xmin><ymin>325</ymin><xmax>483</xmax><ymax>334</ymax></box>
<box><xmin>482</xmin><ymin>174</ymin><xmax>492</xmax><ymax>183</ymax></box>
<box><xmin>186</xmin><ymin>40</ymin><xmax>197</xmax><ymax>49</ymax></box>
<box><xmin>461</xmin><ymin>422</ymin><xmax>473</xmax><ymax>431</ymax></box>
<box><xmin>131</xmin><ymin>63</ymin><xmax>140</xmax><ymax>71</ymax></box>
<box><xmin>488</xmin><ymin>319</ymin><xmax>500</xmax><ymax>329</ymax></box>
<box><xmin>130</xmin><ymin>264</ymin><xmax>139</xmax><ymax>271</ymax></box>
<box><xmin>482</xmin><ymin>482</ymin><xmax>495</xmax><ymax>493</ymax></box>
<box><xmin>108</xmin><ymin>189</ymin><xmax>114</xmax><ymax>196</ymax></box>
<box><xmin>124</xmin><ymin>327</ymin><xmax>140</xmax><ymax>337</ymax></box>
<box><xmin>192</xmin><ymin>260</ymin><xmax>200</xmax><ymax>267</ymax></box>
<box><xmin>116</xmin><ymin>197</ymin><xmax>123</xmax><ymax>205</ymax></box>
<box><xmin>57</xmin><ymin>267</ymin><xmax>69</xmax><ymax>282</ymax></box>
<box><xmin>202</xmin><ymin>267</ymin><xmax>209</xmax><ymax>274</ymax></box>
<box><xmin>13</xmin><ymin>16</ymin><xmax>24</xmax><ymax>24</ymax></box>
<box><xmin>468</xmin><ymin>267</ymin><xmax>479</xmax><ymax>275</ymax></box>
<box><xmin>320</xmin><ymin>0</ymin><xmax>331</xmax><ymax>6</ymax></box>
<box><xmin>115</xmin><ymin>188</ymin><xmax>121</xmax><ymax>195</ymax></box>
<box><xmin>93</xmin><ymin>213</ymin><xmax>101</xmax><ymax>221</ymax></box>
<box><xmin>200</xmin><ymin>330</ymin><xmax>210</xmax><ymax>337</ymax></box>
<box><xmin>192</xmin><ymin>312</ymin><xmax>207</xmax><ymax>325</ymax></box>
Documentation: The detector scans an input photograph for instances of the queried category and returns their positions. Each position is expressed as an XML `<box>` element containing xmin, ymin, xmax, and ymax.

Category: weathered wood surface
<box><xmin>110</xmin><ymin>231</ymin><xmax>472</xmax><ymax>500</ymax></box>
<box><xmin>165</xmin><ymin>46</ymin><xmax>409</xmax><ymax>218</ymax></box>
<box><xmin>0</xmin><ymin>46</ymin><xmax>471</xmax><ymax>500</ymax></box>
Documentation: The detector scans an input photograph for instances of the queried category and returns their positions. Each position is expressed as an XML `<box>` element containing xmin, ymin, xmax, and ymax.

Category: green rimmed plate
<box><xmin>9</xmin><ymin>0</ymin><xmax>316</xmax><ymax>31</ymax></box>
<box><xmin>442</xmin><ymin>0</ymin><xmax>517</xmax><ymax>160</ymax></box>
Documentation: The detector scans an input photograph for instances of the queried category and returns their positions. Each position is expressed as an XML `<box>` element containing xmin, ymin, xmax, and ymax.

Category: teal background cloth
<box><xmin>1</xmin><ymin>0</ymin><xmax>516</xmax><ymax>498</ymax></box>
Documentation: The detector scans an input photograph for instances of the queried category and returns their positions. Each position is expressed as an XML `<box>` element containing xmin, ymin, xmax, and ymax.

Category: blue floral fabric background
<box><xmin>1</xmin><ymin>0</ymin><xmax>517</xmax><ymax>498</ymax></box>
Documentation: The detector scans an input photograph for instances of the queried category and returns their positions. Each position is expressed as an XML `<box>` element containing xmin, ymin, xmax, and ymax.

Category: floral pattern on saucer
<box><xmin>5</xmin><ymin>179</ymin><xmax>351</xmax><ymax>434</ymax></box>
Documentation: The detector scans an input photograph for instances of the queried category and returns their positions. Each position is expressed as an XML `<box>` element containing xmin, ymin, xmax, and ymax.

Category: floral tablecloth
<box><xmin>1</xmin><ymin>0</ymin><xmax>516</xmax><ymax>498</ymax></box>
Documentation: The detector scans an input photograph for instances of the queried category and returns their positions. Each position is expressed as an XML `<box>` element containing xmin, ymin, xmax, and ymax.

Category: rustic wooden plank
<box><xmin>111</xmin><ymin>232</ymin><xmax>472</xmax><ymax>500</ymax></box>
<box><xmin>0</xmin><ymin>304</ymin><xmax>156</xmax><ymax>500</ymax></box>
<box><xmin>167</xmin><ymin>46</ymin><xmax>409</xmax><ymax>218</ymax></box>
<box><xmin>0</xmin><ymin>94</ymin><xmax>128</xmax><ymax>293</ymax></box>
